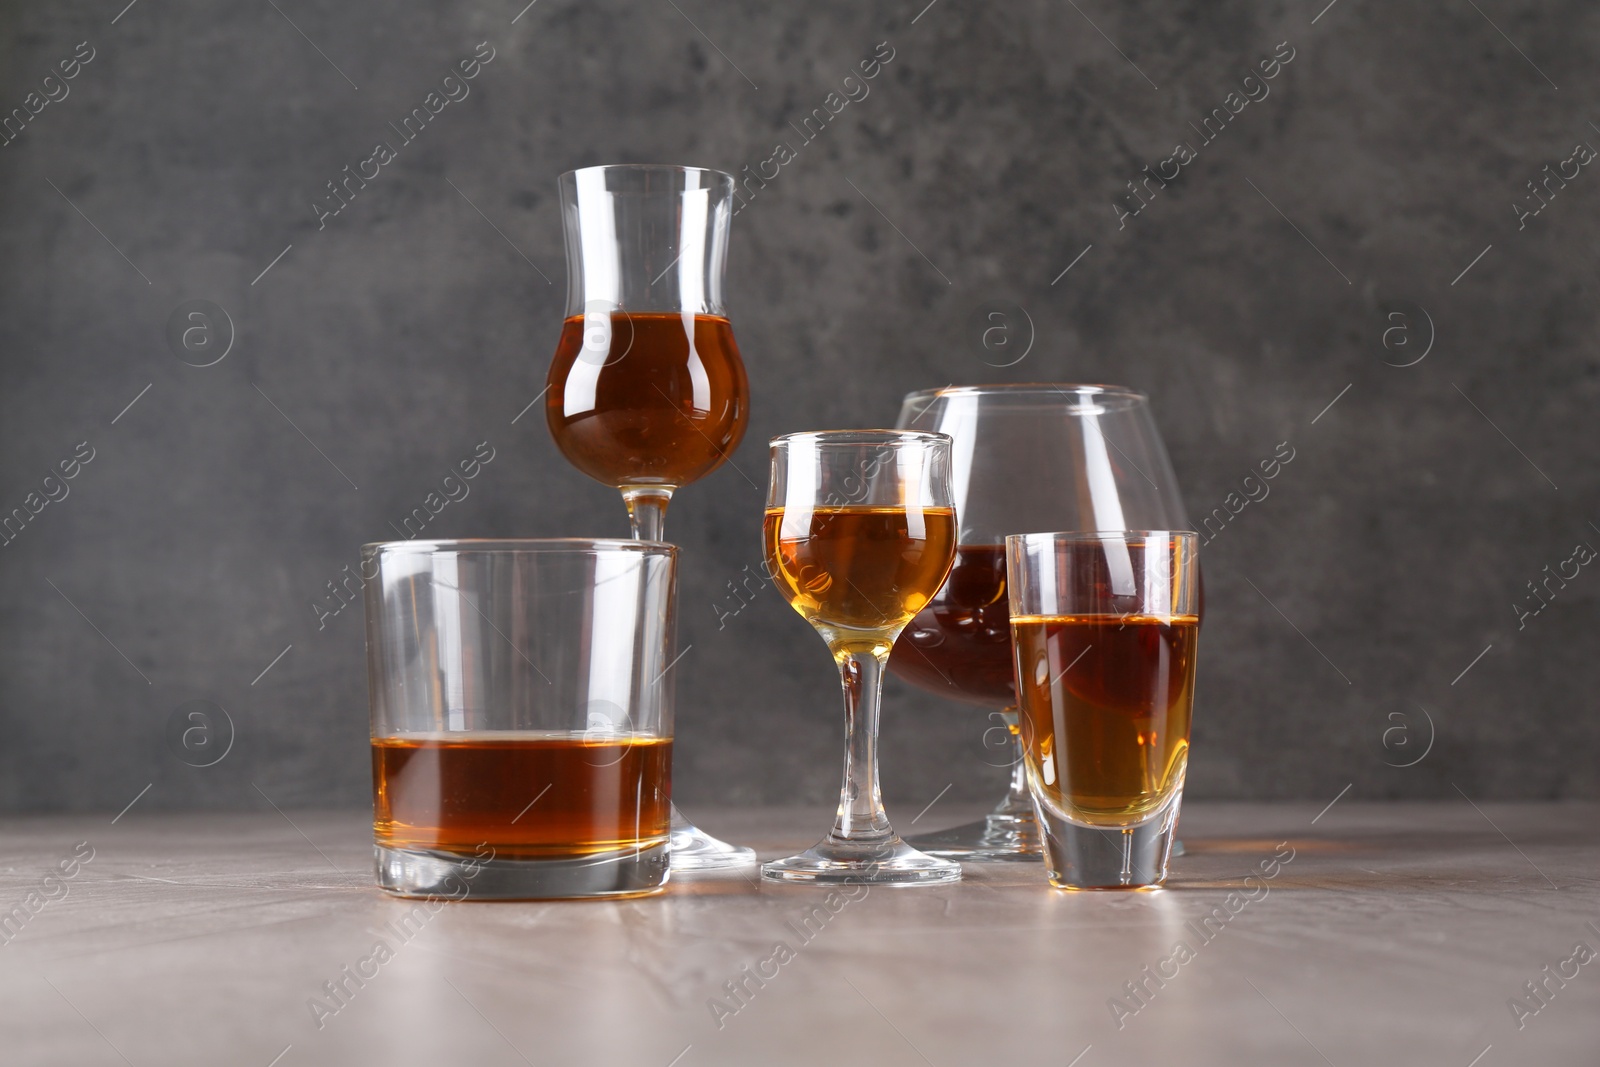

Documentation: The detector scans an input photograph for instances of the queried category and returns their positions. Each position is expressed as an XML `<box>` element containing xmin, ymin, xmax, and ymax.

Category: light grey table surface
<box><xmin>0</xmin><ymin>802</ymin><xmax>1595</xmax><ymax>1067</ymax></box>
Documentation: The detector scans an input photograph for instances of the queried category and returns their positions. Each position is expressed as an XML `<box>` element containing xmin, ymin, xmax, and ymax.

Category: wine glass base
<box><xmin>669</xmin><ymin>812</ymin><xmax>757</xmax><ymax>872</ymax></box>
<box><xmin>761</xmin><ymin>836</ymin><xmax>961</xmax><ymax>886</ymax></box>
<box><xmin>904</xmin><ymin>811</ymin><xmax>1044</xmax><ymax>862</ymax></box>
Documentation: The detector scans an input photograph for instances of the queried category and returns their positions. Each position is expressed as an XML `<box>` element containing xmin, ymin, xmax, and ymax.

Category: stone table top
<box><xmin>0</xmin><ymin>802</ymin><xmax>1595</xmax><ymax>1066</ymax></box>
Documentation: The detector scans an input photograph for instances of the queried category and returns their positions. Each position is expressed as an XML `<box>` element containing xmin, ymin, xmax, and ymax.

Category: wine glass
<box><xmin>545</xmin><ymin>164</ymin><xmax>754</xmax><ymax>871</ymax></box>
<box><xmin>887</xmin><ymin>384</ymin><xmax>1194</xmax><ymax>861</ymax></box>
<box><xmin>761</xmin><ymin>430</ymin><xmax>962</xmax><ymax>886</ymax></box>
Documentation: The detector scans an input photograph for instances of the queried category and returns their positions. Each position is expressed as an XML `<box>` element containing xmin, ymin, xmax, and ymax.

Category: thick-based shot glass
<box><xmin>363</xmin><ymin>539</ymin><xmax>679</xmax><ymax>899</ymax></box>
<box><xmin>1006</xmin><ymin>532</ymin><xmax>1200</xmax><ymax>889</ymax></box>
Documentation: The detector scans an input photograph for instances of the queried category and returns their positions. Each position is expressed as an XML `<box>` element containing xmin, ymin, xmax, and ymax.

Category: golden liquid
<box><xmin>763</xmin><ymin>506</ymin><xmax>957</xmax><ymax>643</ymax></box>
<box><xmin>372</xmin><ymin>732</ymin><xmax>672</xmax><ymax>859</ymax></box>
<box><xmin>1013</xmin><ymin>614</ymin><xmax>1198</xmax><ymax>826</ymax></box>
<box><xmin>545</xmin><ymin>312</ymin><xmax>749</xmax><ymax>488</ymax></box>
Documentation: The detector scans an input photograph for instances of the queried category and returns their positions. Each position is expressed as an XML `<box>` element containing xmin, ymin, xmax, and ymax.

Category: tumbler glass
<box><xmin>363</xmin><ymin>539</ymin><xmax>678</xmax><ymax>899</ymax></box>
<box><xmin>1006</xmin><ymin>531</ymin><xmax>1200</xmax><ymax>889</ymax></box>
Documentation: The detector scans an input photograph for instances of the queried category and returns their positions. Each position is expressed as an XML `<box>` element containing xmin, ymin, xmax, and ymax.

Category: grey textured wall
<box><xmin>0</xmin><ymin>0</ymin><xmax>1594</xmax><ymax>813</ymax></box>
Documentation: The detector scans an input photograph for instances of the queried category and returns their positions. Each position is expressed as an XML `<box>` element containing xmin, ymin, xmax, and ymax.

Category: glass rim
<box><xmin>769</xmin><ymin>429</ymin><xmax>952</xmax><ymax>448</ymax></box>
<box><xmin>361</xmin><ymin>537</ymin><xmax>678</xmax><ymax>557</ymax></box>
<box><xmin>559</xmin><ymin>163</ymin><xmax>736</xmax><ymax>187</ymax></box>
<box><xmin>1005</xmin><ymin>529</ymin><xmax>1200</xmax><ymax>546</ymax></box>
<box><xmin>902</xmin><ymin>383</ymin><xmax>1148</xmax><ymax>404</ymax></box>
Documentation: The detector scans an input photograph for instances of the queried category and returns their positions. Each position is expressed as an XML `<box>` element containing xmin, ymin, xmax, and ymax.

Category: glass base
<box><xmin>761</xmin><ymin>835</ymin><xmax>961</xmax><ymax>886</ymax></box>
<box><xmin>905</xmin><ymin>809</ymin><xmax>1043</xmax><ymax>862</ymax></box>
<box><xmin>669</xmin><ymin>806</ymin><xmax>757</xmax><ymax>872</ymax></box>
<box><xmin>376</xmin><ymin>842</ymin><xmax>669</xmax><ymax>900</ymax></box>
<box><xmin>1036</xmin><ymin>791</ymin><xmax>1183</xmax><ymax>890</ymax></box>
<box><xmin>907</xmin><ymin>811</ymin><xmax>1186</xmax><ymax>862</ymax></box>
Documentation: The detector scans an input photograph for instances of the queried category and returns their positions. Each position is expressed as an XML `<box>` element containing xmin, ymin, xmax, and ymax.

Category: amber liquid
<box><xmin>1013</xmin><ymin>615</ymin><xmax>1199</xmax><ymax>825</ymax></box>
<box><xmin>893</xmin><ymin>548</ymin><xmax>1207</xmax><ymax>709</ymax></box>
<box><xmin>889</xmin><ymin>543</ymin><xmax>1013</xmax><ymax>706</ymax></box>
<box><xmin>763</xmin><ymin>506</ymin><xmax>957</xmax><ymax>637</ymax></box>
<box><xmin>546</xmin><ymin>312</ymin><xmax>749</xmax><ymax>488</ymax></box>
<box><xmin>372</xmin><ymin>733</ymin><xmax>672</xmax><ymax>859</ymax></box>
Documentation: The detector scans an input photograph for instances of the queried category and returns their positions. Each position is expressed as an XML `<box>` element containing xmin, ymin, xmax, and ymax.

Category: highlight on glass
<box><xmin>761</xmin><ymin>430</ymin><xmax>962</xmax><ymax>886</ymax></box>
<box><xmin>1005</xmin><ymin>531</ymin><xmax>1200</xmax><ymax>890</ymax></box>
<box><xmin>363</xmin><ymin>539</ymin><xmax>679</xmax><ymax>900</ymax></box>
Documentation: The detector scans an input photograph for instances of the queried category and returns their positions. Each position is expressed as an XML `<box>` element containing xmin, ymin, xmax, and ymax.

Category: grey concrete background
<box><xmin>0</xmin><ymin>0</ymin><xmax>1593</xmax><ymax>813</ymax></box>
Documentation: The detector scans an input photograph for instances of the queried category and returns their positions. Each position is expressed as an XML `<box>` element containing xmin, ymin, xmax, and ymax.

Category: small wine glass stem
<box><xmin>621</xmin><ymin>487</ymin><xmax>673</xmax><ymax>542</ymax></box>
<box><xmin>830</xmin><ymin>645</ymin><xmax>895</xmax><ymax>844</ymax></box>
<box><xmin>999</xmin><ymin>707</ymin><xmax>1033</xmax><ymax>815</ymax></box>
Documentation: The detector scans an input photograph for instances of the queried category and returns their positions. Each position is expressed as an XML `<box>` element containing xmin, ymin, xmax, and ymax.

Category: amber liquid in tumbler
<box><xmin>372</xmin><ymin>733</ymin><xmax>672</xmax><ymax>859</ymax></box>
<box><xmin>889</xmin><ymin>543</ymin><xmax>1014</xmax><ymax>706</ymax></box>
<box><xmin>763</xmin><ymin>506</ymin><xmax>957</xmax><ymax>637</ymax></box>
<box><xmin>546</xmin><ymin>312</ymin><xmax>749</xmax><ymax>488</ymax></box>
<box><xmin>1013</xmin><ymin>615</ymin><xmax>1199</xmax><ymax>825</ymax></box>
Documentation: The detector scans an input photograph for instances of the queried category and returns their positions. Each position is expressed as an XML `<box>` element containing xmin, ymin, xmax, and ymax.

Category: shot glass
<box><xmin>362</xmin><ymin>539</ymin><xmax>678</xmax><ymax>899</ymax></box>
<box><xmin>1005</xmin><ymin>531</ymin><xmax>1200</xmax><ymax>889</ymax></box>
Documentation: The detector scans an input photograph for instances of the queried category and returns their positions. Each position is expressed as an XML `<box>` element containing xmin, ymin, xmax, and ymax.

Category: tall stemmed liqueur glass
<box><xmin>545</xmin><ymin>164</ymin><xmax>753</xmax><ymax>871</ymax></box>
<box><xmin>762</xmin><ymin>431</ymin><xmax>962</xmax><ymax>885</ymax></box>
<box><xmin>888</xmin><ymin>385</ymin><xmax>1192</xmax><ymax>861</ymax></box>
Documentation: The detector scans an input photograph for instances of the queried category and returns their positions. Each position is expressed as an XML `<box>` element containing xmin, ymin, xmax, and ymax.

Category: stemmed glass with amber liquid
<box><xmin>888</xmin><ymin>385</ymin><xmax>1194</xmax><ymax>861</ymax></box>
<box><xmin>545</xmin><ymin>164</ymin><xmax>752</xmax><ymax>870</ymax></box>
<box><xmin>762</xmin><ymin>431</ymin><xmax>962</xmax><ymax>885</ymax></box>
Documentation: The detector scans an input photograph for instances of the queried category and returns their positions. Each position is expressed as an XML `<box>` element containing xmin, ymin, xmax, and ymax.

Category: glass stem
<box><xmin>621</xmin><ymin>487</ymin><xmax>673</xmax><ymax>542</ymax></box>
<box><xmin>829</xmin><ymin>646</ymin><xmax>895</xmax><ymax>845</ymax></box>
<box><xmin>995</xmin><ymin>707</ymin><xmax>1033</xmax><ymax>817</ymax></box>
